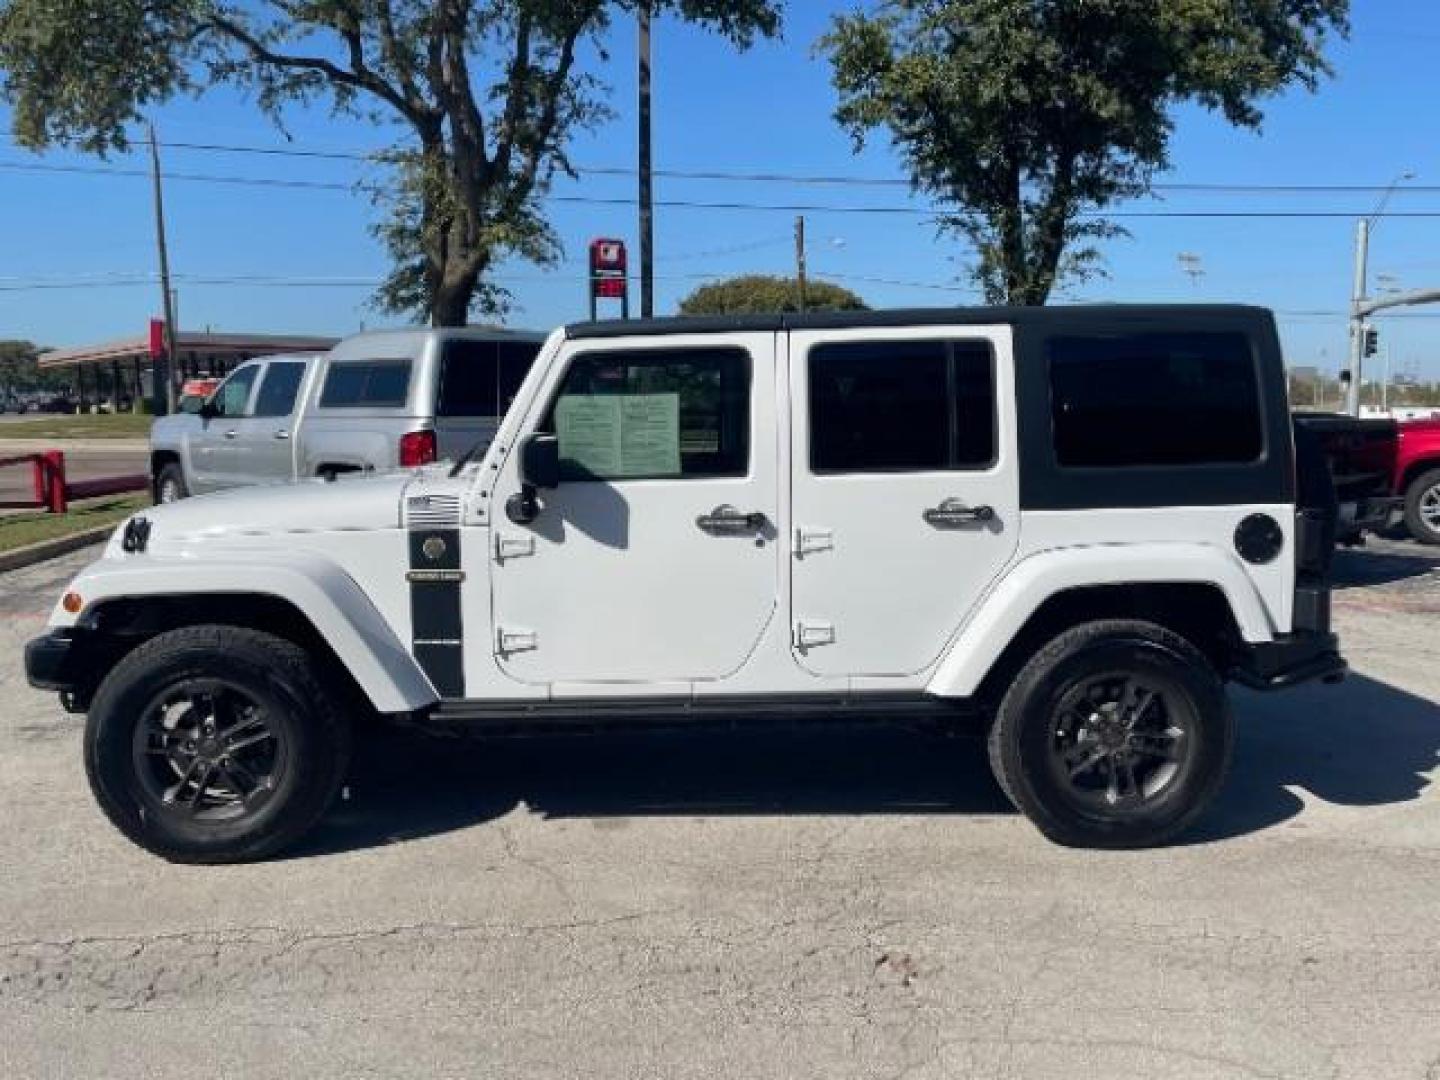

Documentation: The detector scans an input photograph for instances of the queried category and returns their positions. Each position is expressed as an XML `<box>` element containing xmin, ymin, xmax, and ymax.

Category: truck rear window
<box><xmin>1048</xmin><ymin>332</ymin><xmax>1263</xmax><ymax>468</ymax></box>
<box><xmin>320</xmin><ymin>360</ymin><xmax>411</xmax><ymax>409</ymax></box>
<box><xmin>436</xmin><ymin>339</ymin><xmax>540</xmax><ymax>417</ymax></box>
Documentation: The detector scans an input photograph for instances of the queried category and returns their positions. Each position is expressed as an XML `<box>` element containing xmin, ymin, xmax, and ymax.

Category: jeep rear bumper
<box><xmin>1229</xmin><ymin>631</ymin><xmax>1346</xmax><ymax>691</ymax></box>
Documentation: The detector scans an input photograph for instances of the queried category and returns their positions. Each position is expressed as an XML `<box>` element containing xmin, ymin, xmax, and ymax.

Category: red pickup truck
<box><xmin>1396</xmin><ymin>416</ymin><xmax>1440</xmax><ymax>544</ymax></box>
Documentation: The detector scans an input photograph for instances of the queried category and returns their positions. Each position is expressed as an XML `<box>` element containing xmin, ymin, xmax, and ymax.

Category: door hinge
<box><xmin>494</xmin><ymin>531</ymin><xmax>536</xmax><ymax>562</ymax></box>
<box><xmin>793</xmin><ymin>620</ymin><xmax>836</xmax><ymax>650</ymax></box>
<box><xmin>794</xmin><ymin>526</ymin><xmax>834</xmax><ymax>557</ymax></box>
<box><xmin>496</xmin><ymin>627</ymin><xmax>538</xmax><ymax>655</ymax></box>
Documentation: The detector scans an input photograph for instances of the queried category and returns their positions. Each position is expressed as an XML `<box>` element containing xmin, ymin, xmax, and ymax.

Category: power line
<box><xmin>18</xmin><ymin>137</ymin><xmax>1440</xmax><ymax>196</ymax></box>
<box><xmin>11</xmin><ymin>137</ymin><xmax>1440</xmax><ymax>199</ymax></box>
<box><xmin>10</xmin><ymin>159</ymin><xmax>1440</xmax><ymax>220</ymax></box>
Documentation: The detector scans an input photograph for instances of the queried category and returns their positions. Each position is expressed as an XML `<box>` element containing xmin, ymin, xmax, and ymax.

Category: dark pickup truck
<box><xmin>1292</xmin><ymin>412</ymin><xmax>1400</xmax><ymax>543</ymax></box>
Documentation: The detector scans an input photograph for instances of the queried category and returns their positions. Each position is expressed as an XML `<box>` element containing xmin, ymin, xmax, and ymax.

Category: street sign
<box><xmin>588</xmin><ymin>238</ymin><xmax>629</xmax><ymax>320</ymax></box>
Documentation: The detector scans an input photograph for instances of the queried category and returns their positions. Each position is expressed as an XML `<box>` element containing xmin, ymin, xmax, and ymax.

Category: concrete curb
<box><xmin>0</xmin><ymin>525</ymin><xmax>111</xmax><ymax>574</ymax></box>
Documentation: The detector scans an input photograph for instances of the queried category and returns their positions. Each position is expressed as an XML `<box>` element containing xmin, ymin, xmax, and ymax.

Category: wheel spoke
<box><xmin>219</xmin><ymin>758</ymin><xmax>264</xmax><ymax>801</ymax></box>
<box><xmin>1068</xmin><ymin>745</ymin><xmax>1108</xmax><ymax>780</ymax></box>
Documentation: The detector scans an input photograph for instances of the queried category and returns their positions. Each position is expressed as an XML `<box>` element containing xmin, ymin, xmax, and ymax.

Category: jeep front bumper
<box><xmin>1229</xmin><ymin>631</ymin><xmax>1346</xmax><ymax>691</ymax></box>
<box><xmin>24</xmin><ymin>629</ymin><xmax>96</xmax><ymax>711</ymax></box>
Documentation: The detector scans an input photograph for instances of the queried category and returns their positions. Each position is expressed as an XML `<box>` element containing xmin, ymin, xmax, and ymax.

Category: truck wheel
<box><xmin>83</xmin><ymin>625</ymin><xmax>351</xmax><ymax>863</ymax></box>
<box><xmin>987</xmin><ymin>619</ymin><xmax>1233</xmax><ymax>849</ymax></box>
<box><xmin>1403</xmin><ymin>467</ymin><xmax>1440</xmax><ymax>545</ymax></box>
<box><xmin>154</xmin><ymin>462</ymin><xmax>187</xmax><ymax>504</ymax></box>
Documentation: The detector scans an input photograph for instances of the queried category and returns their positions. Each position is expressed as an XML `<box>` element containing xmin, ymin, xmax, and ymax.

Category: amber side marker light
<box><xmin>61</xmin><ymin>592</ymin><xmax>83</xmax><ymax>614</ymax></box>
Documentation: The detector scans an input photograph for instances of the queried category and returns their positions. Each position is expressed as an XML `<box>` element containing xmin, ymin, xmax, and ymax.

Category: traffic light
<box><xmin>1363</xmin><ymin>326</ymin><xmax>1379</xmax><ymax>357</ymax></box>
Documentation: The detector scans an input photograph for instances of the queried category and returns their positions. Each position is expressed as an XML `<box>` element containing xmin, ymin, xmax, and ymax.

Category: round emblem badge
<box><xmin>421</xmin><ymin>535</ymin><xmax>447</xmax><ymax>561</ymax></box>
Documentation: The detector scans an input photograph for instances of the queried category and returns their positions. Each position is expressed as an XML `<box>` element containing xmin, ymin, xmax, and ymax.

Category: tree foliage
<box><xmin>678</xmin><ymin>274</ymin><xmax>867</xmax><ymax>315</ymax></box>
<box><xmin>0</xmin><ymin>0</ymin><xmax>782</xmax><ymax>326</ymax></box>
<box><xmin>821</xmin><ymin>0</ymin><xmax>1348</xmax><ymax>305</ymax></box>
<box><xmin>0</xmin><ymin>339</ymin><xmax>68</xmax><ymax>393</ymax></box>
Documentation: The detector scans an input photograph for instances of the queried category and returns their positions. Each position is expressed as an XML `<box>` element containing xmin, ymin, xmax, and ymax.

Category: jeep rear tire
<box><xmin>987</xmin><ymin>619</ymin><xmax>1233</xmax><ymax>849</ymax></box>
<box><xmin>1403</xmin><ymin>467</ymin><xmax>1440</xmax><ymax>546</ymax></box>
<box><xmin>154</xmin><ymin>462</ymin><xmax>187</xmax><ymax>504</ymax></box>
<box><xmin>84</xmin><ymin>625</ymin><xmax>351</xmax><ymax>863</ymax></box>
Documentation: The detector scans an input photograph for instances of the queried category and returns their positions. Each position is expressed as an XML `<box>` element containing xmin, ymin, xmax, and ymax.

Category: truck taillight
<box><xmin>399</xmin><ymin>429</ymin><xmax>437</xmax><ymax>468</ymax></box>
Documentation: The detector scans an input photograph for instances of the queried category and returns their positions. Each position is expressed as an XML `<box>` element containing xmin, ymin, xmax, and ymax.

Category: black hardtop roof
<box><xmin>564</xmin><ymin>303</ymin><xmax>1273</xmax><ymax>340</ymax></box>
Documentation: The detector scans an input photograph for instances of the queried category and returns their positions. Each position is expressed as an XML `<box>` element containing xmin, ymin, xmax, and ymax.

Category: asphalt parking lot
<box><xmin>2</xmin><ymin>538</ymin><xmax>1438</xmax><ymax>1079</ymax></box>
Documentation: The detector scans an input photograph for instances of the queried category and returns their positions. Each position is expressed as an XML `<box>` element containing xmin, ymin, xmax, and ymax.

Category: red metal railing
<box><xmin>0</xmin><ymin>451</ymin><xmax>147</xmax><ymax>514</ymax></box>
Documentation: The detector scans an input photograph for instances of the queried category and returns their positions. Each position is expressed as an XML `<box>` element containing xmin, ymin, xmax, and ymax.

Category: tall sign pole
<box><xmin>148</xmin><ymin>123</ymin><xmax>179</xmax><ymax>415</ymax></box>
<box><xmin>638</xmin><ymin>3</ymin><xmax>655</xmax><ymax>318</ymax></box>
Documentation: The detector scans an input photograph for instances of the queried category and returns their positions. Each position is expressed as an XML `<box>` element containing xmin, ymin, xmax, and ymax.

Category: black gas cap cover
<box><xmin>1234</xmin><ymin>513</ymin><xmax>1283</xmax><ymax>565</ymax></box>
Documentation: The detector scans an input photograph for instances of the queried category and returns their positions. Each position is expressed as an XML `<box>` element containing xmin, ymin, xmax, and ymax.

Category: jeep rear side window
<box><xmin>437</xmin><ymin>339</ymin><xmax>540</xmax><ymax>418</ymax></box>
<box><xmin>808</xmin><ymin>339</ymin><xmax>996</xmax><ymax>473</ymax></box>
<box><xmin>1048</xmin><ymin>332</ymin><xmax>1262</xmax><ymax>467</ymax></box>
<box><xmin>544</xmin><ymin>348</ymin><xmax>750</xmax><ymax>481</ymax></box>
<box><xmin>320</xmin><ymin>360</ymin><xmax>411</xmax><ymax>409</ymax></box>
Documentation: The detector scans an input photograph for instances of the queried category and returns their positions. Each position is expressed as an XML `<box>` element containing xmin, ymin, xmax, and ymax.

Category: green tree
<box><xmin>678</xmin><ymin>274</ymin><xmax>867</xmax><ymax>315</ymax></box>
<box><xmin>821</xmin><ymin>0</ymin><xmax>1348</xmax><ymax>305</ymax></box>
<box><xmin>0</xmin><ymin>1</ymin><xmax>782</xmax><ymax>326</ymax></box>
<box><xmin>0</xmin><ymin>339</ymin><xmax>67</xmax><ymax>394</ymax></box>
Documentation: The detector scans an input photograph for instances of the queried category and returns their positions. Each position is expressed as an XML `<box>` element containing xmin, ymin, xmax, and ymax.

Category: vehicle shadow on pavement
<box><xmin>297</xmin><ymin>722</ymin><xmax>1013</xmax><ymax>858</ymax></box>
<box><xmin>1331</xmin><ymin>543</ymin><xmax>1440</xmax><ymax>589</ymax></box>
<box><xmin>296</xmin><ymin>673</ymin><xmax>1439</xmax><ymax>858</ymax></box>
<box><xmin>1187</xmin><ymin>673</ymin><xmax>1440</xmax><ymax>843</ymax></box>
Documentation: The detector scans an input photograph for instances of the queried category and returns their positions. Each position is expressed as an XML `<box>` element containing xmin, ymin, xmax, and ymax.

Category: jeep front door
<box><xmin>788</xmin><ymin>327</ymin><xmax>1019</xmax><ymax>677</ymax></box>
<box><xmin>489</xmin><ymin>334</ymin><xmax>778</xmax><ymax>688</ymax></box>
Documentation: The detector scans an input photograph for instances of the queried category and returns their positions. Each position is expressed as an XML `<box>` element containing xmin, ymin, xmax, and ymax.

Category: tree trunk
<box><xmin>431</xmin><ymin>273</ymin><xmax>474</xmax><ymax>327</ymax></box>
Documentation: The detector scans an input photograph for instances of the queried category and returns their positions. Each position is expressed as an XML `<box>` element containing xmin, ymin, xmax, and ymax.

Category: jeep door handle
<box><xmin>923</xmin><ymin>498</ymin><xmax>995</xmax><ymax>527</ymax></box>
<box><xmin>273</xmin><ymin>429</ymin><xmax>290</xmax><ymax>440</ymax></box>
<box><xmin>696</xmin><ymin>504</ymin><xmax>767</xmax><ymax>534</ymax></box>
<box><xmin>223</xmin><ymin>429</ymin><xmax>239</xmax><ymax>439</ymax></box>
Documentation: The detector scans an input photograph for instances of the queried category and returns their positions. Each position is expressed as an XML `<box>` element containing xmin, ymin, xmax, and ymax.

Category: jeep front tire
<box><xmin>987</xmin><ymin>619</ymin><xmax>1233</xmax><ymax>848</ymax></box>
<box><xmin>84</xmin><ymin>625</ymin><xmax>351</xmax><ymax>863</ymax></box>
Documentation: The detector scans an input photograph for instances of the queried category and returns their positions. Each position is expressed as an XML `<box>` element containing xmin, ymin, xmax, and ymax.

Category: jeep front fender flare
<box><xmin>51</xmin><ymin>552</ymin><xmax>437</xmax><ymax>714</ymax></box>
<box><xmin>926</xmin><ymin>543</ymin><xmax>1278</xmax><ymax>699</ymax></box>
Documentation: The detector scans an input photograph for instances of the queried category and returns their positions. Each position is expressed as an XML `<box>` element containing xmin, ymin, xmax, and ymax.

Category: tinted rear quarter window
<box><xmin>320</xmin><ymin>359</ymin><xmax>411</xmax><ymax>409</ymax></box>
<box><xmin>1048</xmin><ymin>332</ymin><xmax>1262</xmax><ymax>467</ymax></box>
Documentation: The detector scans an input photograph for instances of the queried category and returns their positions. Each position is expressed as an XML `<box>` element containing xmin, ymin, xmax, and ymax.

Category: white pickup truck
<box><xmin>149</xmin><ymin>328</ymin><xmax>542</xmax><ymax>499</ymax></box>
<box><xmin>29</xmin><ymin>305</ymin><xmax>1344</xmax><ymax>862</ymax></box>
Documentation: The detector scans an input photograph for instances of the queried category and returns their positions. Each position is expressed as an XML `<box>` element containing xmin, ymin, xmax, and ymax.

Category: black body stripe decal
<box><xmin>408</xmin><ymin>528</ymin><xmax>465</xmax><ymax>698</ymax></box>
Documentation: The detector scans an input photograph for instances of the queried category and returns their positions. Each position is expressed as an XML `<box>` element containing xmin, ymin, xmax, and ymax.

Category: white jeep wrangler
<box><xmin>26</xmin><ymin>305</ymin><xmax>1344</xmax><ymax>862</ymax></box>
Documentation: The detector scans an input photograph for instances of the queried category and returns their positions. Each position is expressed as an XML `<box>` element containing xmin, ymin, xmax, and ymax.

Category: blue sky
<box><xmin>2</xmin><ymin>1</ymin><xmax>1439</xmax><ymax>381</ymax></box>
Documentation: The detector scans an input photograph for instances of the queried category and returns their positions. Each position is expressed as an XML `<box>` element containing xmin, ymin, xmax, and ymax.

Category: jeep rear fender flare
<box><xmin>926</xmin><ymin>543</ymin><xmax>1278</xmax><ymax>699</ymax></box>
<box><xmin>53</xmin><ymin>552</ymin><xmax>436</xmax><ymax>714</ymax></box>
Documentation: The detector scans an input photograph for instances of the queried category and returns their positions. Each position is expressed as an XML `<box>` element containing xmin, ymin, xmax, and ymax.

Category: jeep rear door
<box><xmin>787</xmin><ymin>326</ymin><xmax>1020</xmax><ymax>677</ymax></box>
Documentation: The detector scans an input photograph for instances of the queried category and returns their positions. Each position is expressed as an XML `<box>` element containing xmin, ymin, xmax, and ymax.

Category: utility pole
<box><xmin>794</xmin><ymin>215</ymin><xmax>807</xmax><ymax>313</ymax></box>
<box><xmin>1344</xmin><ymin>218</ymin><xmax>1368</xmax><ymax>416</ymax></box>
<box><xmin>637</xmin><ymin>3</ymin><xmax>654</xmax><ymax>319</ymax></box>
<box><xmin>148</xmin><ymin>123</ymin><xmax>179</xmax><ymax>415</ymax></box>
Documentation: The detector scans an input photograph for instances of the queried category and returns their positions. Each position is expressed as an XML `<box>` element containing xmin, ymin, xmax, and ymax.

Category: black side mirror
<box><xmin>507</xmin><ymin>434</ymin><xmax>560</xmax><ymax>525</ymax></box>
<box><xmin>198</xmin><ymin>399</ymin><xmax>219</xmax><ymax>420</ymax></box>
<box><xmin>520</xmin><ymin>433</ymin><xmax>559</xmax><ymax>489</ymax></box>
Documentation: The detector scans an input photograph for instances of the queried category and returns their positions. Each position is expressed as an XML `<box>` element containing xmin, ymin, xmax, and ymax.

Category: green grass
<box><xmin>0</xmin><ymin>413</ymin><xmax>151</xmax><ymax>440</ymax></box>
<box><xmin>0</xmin><ymin>494</ymin><xmax>147</xmax><ymax>554</ymax></box>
